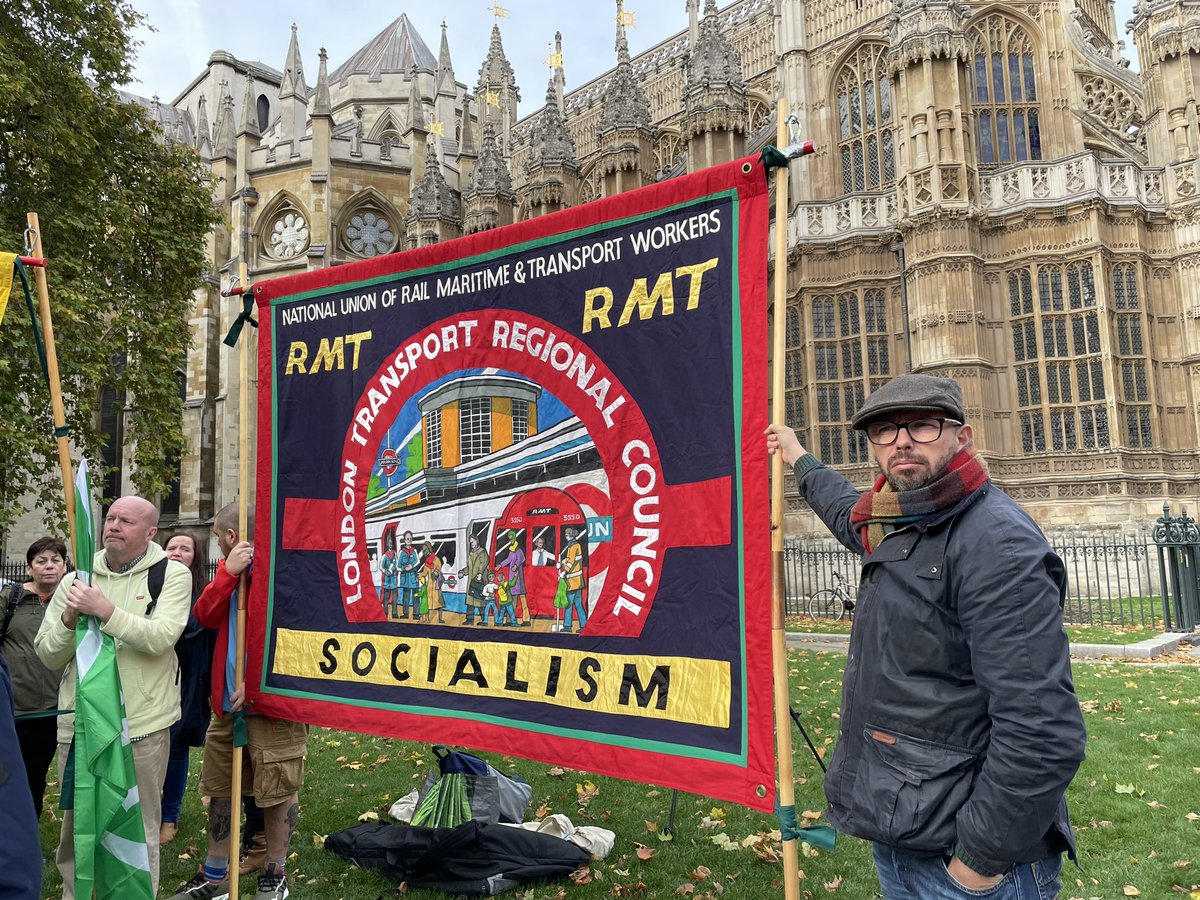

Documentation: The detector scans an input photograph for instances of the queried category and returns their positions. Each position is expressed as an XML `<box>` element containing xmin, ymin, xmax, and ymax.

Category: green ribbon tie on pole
<box><xmin>759</xmin><ymin>145</ymin><xmax>789</xmax><ymax>170</ymax></box>
<box><xmin>232</xmin><ymin>708</ymin><xmax>249</xmax><ymax>748</ymax></box>
<box><xmin>223</xmin><ymin>294</ymin><xmax>257</xmax><ymax>347</ymax></box>
<box><xmin>776</xmin><ymin>801</ymin><xmax>838</xmax><ymax>850</ymax></box>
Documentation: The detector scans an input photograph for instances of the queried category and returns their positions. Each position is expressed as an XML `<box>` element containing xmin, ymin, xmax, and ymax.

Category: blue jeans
<box><xmin>160</xmin><ymin>739</ymin><xmax>191</xmax><ymax>823</ymax></box>
<box><xmin>872</xmin><ymin>845</ymin><xmax>1062</xmax><ymax>900</ymax></box>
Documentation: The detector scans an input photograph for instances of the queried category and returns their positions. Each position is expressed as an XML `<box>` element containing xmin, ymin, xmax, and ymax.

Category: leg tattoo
<box><xmin>284</xmin><ymin>800</ymin><xmax>299</xmax><ymax>843</ymax></box>
<box><xmin>210</xmin><ymin>797</ymin><xmax>232</xmax><ymax>842</ymax></box>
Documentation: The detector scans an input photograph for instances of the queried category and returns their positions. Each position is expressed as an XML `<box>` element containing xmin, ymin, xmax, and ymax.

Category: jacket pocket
<box><xmin>850</xmin><ymin>726</ymin><xmax>977</xmax><ymax>852</ymax></box>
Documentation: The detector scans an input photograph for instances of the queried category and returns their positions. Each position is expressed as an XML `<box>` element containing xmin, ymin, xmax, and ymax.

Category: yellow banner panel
<box><xmin>273</xmin><ymin>629</ymin><xmax>730</xmax><ymax>729</ymax></box>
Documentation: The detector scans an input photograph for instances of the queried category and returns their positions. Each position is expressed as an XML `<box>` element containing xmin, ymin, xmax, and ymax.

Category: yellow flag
<box><xmin>429</xmin><ymin>120</ymin><xmax>445</xmax><ymax>137</ymax></box>
<box><xmin>545</xmin><ymin>51</ymin><xmax>563</xmax><ymax>68</ymax></box>
<box><xmin>0</xmin><ymin>252</ymin><xmax>17</xmax><ymax>323</ymax></box>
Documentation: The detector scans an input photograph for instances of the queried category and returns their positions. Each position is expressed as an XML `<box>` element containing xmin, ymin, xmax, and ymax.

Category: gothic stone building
<box><xmin>105</xmin><ymin>0</ymin><xmax>1200</xmax><ymax>551</ymax></box>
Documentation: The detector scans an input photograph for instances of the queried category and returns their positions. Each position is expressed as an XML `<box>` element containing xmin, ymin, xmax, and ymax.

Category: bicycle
<box><xmin>806</xmin><ymin>570</ymin><xmax>856</xmax><ymax>621</ymax></box>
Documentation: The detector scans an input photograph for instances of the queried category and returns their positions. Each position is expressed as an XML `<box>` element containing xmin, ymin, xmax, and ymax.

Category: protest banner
<box><xmin>248</xmin><ymin>156</ymin><xmax>775</xmax><ymax>811</ymax></box>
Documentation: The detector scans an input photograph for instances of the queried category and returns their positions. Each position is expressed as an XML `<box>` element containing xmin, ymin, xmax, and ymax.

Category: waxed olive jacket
<box><xmin>795</xmin><ymin>456</ymin><xmax>1086</xmax><ymax>875</ymax></box>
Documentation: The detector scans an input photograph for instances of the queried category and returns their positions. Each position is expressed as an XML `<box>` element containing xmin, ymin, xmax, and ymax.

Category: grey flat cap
<box><xmin>851</xmin><ymin>373</ymin><xmax>966</xmax><ymax>430</ymax></box>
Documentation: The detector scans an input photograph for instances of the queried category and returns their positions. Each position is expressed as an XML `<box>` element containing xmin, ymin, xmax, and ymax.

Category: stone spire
<box><xmin>435</xmin><ymin>20</ymin><xmax>458</xmax><ymax>134</ymax></box>
<box><xmin>310</xmin><ymin>47</ymin><xmax>333</xmax><ymax>267</ymax></box>
<box><xmin>475</xmin><ymin>23</ymin><xmax>520</xmax><ymax>151</ymax></box>
<box><xmin>213</xmin><ymin>84</ymin><xmax>237</xmax><ymax>161</ymax></box>
<box><xmin>553</xmin><ymin>31</ymin><xmax>565</xmax><ymax>112</ymax></box>
<box><xmin>464</xmin><ymin>122</ymin><xmax>516</xmax><ymax>233</ymax></box>
<box><xmin>528</xmin><ymin>75</ymin><xmax>578</xmax><ymax>169</ymax></box>
<box><xmin>406</xmin><ymin>134</ymin><xmax>461</xmax><ymax>246</ymax></box>
<box><xmin>594</xmin><ymin>0</ymin><xmax>656</xmax><ymax>193</ymax></box>
<box><xmin>311</xmin><ymin>47</ymin><xmax>332</xmax><ymax>120</ymax></box>
<box><xmin>278</xmin><ymin>23</ymin><xmax>309</xmax><ymax>151</ymax></box>
<box><xmin>279</xmin><ymin>22</ymin><xmax>307</xmax><ymax>100</ymax></box>
<box><xmin>521</xmin><ymin>76</ymin><xmax>582</xmax><ymax>218</ymax></box>
<box><xmin>598</xmin><ymin>0</ymin><xmax>654</xmax><ymax>134</ymax></box>
<box><xmin>195</xmin><ymin>94</ymin><xmax>211</xmax><ymax>155</ymax></box>
<box><xmin>236</xmin><ymin>72</ymin><xmax>260</xmax><ymax>191</ymax></box>
<box><xmin>456</xmin><ymin>91</ymin><xmax>478</xmax><ymax>187</ymax></box>
<box><xmin>688</xmin><ymin>0</ymin><xmax>746</xmax><ymax>95</ymax></box>
<box><xmin>459</xmin><ymin>93</ymin><xmax>477</xmax><ymax>156</ymax></box>
<box><xmin>468</xmin><ymin>123</ymin><xmax>514</xmax><ymax>198</ymax></box>
<box><xmin>405</xmin><ymin>63</ymin><xmax>429</xmax><ymax>181</ymax></box>
<box><xmin>238</xmin><ymin>71</ymin><xmax>260</xmax><ymax>138</ymax></box>
<box><xmin>682</xmin><ymin>0</ymin><xmax>747</xmax><ymax>161</ymax></box>
<box><xmin>437</xmin><ymin>20</ymin><xmax>456</xmax><ymax>96</ymax></box>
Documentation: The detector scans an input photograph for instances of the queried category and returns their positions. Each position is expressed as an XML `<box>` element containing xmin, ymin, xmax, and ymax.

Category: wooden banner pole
<box><xmin>25</xmin><ymin>212</ymin><xmax>78</xmax><ymax>549</ymax></box>
<box><xmin>229</xmin><ymin>219</ymin><xmax>251</xmax><ymax>899</ymax></box>
<box><xmin>768</xmin><ymin>100</ymin><xmax>802</xmax><ymax>900</ymax></box>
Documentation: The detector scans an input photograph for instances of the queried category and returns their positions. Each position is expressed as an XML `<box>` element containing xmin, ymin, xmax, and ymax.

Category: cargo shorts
<box><xmin>199</xmin><ymin>714</ymin><xmax>309</xmax><ymax>807</ymax></box>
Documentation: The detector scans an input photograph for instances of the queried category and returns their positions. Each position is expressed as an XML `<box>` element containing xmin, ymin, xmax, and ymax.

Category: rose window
<box><xmin>344</xmin><ymin>211</ymin><xmax>395</xmax><ymax>257</ymax></box>
<box><xmin>270</xmin><ymin>212</ymin><xmax>309</xmax><ymax>259</ymax></box>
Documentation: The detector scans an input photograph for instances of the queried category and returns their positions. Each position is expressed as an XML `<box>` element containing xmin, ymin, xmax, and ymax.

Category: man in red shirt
<box><xmin>166</xmin><ymin>503</ymin><xmax>306</xmax><ymax>900</ymax></box>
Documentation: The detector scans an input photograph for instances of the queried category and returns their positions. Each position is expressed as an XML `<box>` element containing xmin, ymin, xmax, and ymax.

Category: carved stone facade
<box><xmin>25</xmin><ymin>0</ymin><xmax>1190</xmax><ymax>561</ymax></box>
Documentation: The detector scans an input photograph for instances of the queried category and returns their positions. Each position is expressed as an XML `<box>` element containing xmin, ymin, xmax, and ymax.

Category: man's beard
<box><xmin>883</xmin><ymin>453</ymin><xmax>953</xmax><ymax>492</ymax></box>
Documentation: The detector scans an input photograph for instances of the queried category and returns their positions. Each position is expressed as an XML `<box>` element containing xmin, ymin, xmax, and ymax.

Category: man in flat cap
<box><xmin>766</xmin><ymin>373</ymin><xmax>1086</xmax><ymax>900</ymax></box>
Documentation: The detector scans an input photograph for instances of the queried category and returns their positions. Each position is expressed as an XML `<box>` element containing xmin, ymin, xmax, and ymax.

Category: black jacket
<box><xmin>170</xmin><ymin>588</ymin><xmax>216</xmax><ymax>748</ymax></box>
<box><xmin>796</xmin><ymin>458</ymin><xmax>1086</xmax><ymax>874</ymax></box>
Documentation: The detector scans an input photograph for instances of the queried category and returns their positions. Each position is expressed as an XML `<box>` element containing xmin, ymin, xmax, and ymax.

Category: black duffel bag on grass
<box><xmin>325</xmin><ymin>819</ymin><xmax>590</xmax><ymax>896</ymax></box>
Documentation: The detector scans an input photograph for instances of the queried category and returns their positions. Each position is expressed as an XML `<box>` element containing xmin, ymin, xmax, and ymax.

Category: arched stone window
<box><xmin>969</xmin><ymin>14</ymin><xmax>1042</xmax><ymax>166</ymax></box>
<box><xmin>835</xmin><ymin>44</ymin><xmax>895</xmax><ymax>193</ymax></box>
<box><xmin>341</xmin><ymin>205</ymin><xmax>398</xmax><ymax>258</ymax></box>
<box><xmin>337</xmin><ymin>190</ymin><xmax>400</xmax><ymax>260</ymax></box>
<box><xmin>260</xmin><ymin>197</ymin><xmax>310</xmax><ymax>261</ymax></box>
<box><xmin>256</xmin><ymin>94</ymin><xmax>270</xmax><ymax>132</ymax></box>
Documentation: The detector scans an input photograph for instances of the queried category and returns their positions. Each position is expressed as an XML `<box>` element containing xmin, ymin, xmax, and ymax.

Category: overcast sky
<box><xmin>120</xmin><ymin>0</ymin><xmax>1142</xmax><ymax>114</ymax></box>
<box><xmin>120</xmin><ymin>1</ymin><xmax>689</xmax><ymax>114</ymax></box>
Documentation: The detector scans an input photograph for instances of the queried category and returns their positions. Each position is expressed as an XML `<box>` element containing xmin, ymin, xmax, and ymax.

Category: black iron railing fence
<box><xmin>1</xmin><ymin>537</ymin><xmax>1171</xmax><ymax>628</ymax></box>
<box><xmin>782</xmin><ymin>534</ymin><xmax>1165</xmax><ymax>627</ymax></box>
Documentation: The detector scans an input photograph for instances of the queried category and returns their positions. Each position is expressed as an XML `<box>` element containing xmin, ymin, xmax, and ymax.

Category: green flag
<box><xmin>71</xmin><ymin>460</ymin><xmax>154</xmax><ymax>899</ymax></box>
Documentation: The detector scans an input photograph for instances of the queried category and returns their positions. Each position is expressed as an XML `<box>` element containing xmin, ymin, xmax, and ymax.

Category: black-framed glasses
<box><xmin>865</xmin><ymin>417</ymin><xmax>962</xmax><ymax>446</ymax></box>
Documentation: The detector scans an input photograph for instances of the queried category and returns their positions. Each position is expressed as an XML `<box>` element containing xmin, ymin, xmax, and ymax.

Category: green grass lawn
<box><xmin>36</xmin><ymin>651</ymin><xmax>1200</xmax><ymax>899</ymax></box>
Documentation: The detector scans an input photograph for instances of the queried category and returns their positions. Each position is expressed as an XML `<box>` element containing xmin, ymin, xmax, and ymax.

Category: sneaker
<box><xmin>239</xmin><ymin>830</ymin><xmax>268</xmax><ymax>875</ymax></box>
<box><xmin>166</xmin><ymin>871</ymin><xmax>230</xmax><ymax>900</ymax></box>
<box><xmin>256</xmin><ymin>865</ymin><xmax>289</xmax><ymax>900</ymax></box>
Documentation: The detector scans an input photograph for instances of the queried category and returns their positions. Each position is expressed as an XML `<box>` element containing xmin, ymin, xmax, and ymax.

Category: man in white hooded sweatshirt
<box><xmin>35</xmin><ymin>495</ymin><xmax>191</xmax><ymax>897</ymax></box>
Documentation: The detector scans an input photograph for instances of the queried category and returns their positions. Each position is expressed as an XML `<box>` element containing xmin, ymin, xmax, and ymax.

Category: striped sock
<box><xmin>202</xmin><ymin>858</ymin><xmax>228</xmax><ymax>882</ymax></box>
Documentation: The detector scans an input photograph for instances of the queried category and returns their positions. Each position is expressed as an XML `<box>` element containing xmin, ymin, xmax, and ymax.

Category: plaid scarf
<box><xmin>849</xmin><ymin>447</ymin><xmax>989</xmax><ymax>553</ymax></box>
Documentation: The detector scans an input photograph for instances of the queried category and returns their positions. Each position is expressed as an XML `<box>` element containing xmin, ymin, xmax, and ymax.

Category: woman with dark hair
<box><xmin>0</xmin><ymin>536</ymin><xmax>67</xmax><ymax>818</ymax></box>
<box><xmin>159</xmin><ymin>532</ymin><xmax>214</xmax><ymax>844</ymax></box>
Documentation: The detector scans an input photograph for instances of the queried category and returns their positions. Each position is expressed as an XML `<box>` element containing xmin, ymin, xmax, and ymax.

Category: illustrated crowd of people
<box><xmin>380</xmin><ymin>524</ymin><xmax>589</xmax><ymax>632</ymax></box>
